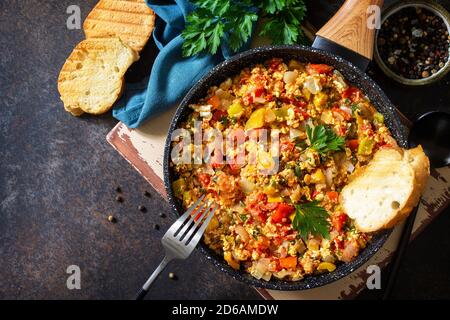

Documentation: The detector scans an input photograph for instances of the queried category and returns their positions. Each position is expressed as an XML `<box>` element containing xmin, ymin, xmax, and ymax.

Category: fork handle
<box><xmin>135</xmin><ymin>255</ymin><xmax>172</xmax><ymax>300</ymax></box>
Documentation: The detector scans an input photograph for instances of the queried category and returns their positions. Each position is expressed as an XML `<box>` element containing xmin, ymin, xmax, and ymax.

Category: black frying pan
<box><xmin>163</xmin><ymin>0</ymin><xmax>408</xmax><ymax>290</ymax></box>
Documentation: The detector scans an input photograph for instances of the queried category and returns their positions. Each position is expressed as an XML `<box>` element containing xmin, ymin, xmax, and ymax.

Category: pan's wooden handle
<box><xmin>316</xmin><ymin>0</ymin><xmax>384</xmax><ymax>60</ymax></box>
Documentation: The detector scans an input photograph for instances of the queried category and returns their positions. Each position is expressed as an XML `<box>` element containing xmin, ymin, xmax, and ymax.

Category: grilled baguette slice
<box><xmin>58</xmin><ymin>37</ymin><xmax>139</xmax><ymax>115</ymax></box>
<box><xmin>340</xmin><ymin>146</ymin><xmax>429</xmax><ymax>232</ymax></box>
<box><xmin>83</xmin><ymin>0</ymin><xmax>155</xmax><ymax>53</ymax></box>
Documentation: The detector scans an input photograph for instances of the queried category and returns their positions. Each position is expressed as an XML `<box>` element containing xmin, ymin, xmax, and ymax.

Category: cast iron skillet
<box><xmin>163</xmin><ymin>0</ymin><xmax>408</xmax><ymax>291</ymax></box>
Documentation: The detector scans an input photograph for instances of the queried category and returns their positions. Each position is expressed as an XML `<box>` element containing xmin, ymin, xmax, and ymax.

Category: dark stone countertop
<box><xmin>0</xmin><ymin>0</ymin><xmax>449</xmax><ymax>299</ymax></box>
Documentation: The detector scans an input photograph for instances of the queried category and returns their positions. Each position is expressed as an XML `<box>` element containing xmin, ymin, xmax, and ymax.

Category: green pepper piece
<box><xmin>373</xmin><ymin>112</ymin><xmax>384</xmax><ymax>124</ymax></box>
<box><xmin>273</xmin><ymin>107</ymin><xmax>288</xmax><ymax>120</ymax></box>
<box><xmin>357</xmin><ymin>137</ymin><xmax>375</xmax><ymax>156</ymax></box>
<box><xmin>172</xmin><ymin>178</ymin><xmax>186</xmax><ymax>199</ymax></box>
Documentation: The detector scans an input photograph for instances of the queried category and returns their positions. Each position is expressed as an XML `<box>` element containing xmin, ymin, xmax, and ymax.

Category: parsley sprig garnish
<box><xmin>181</xmin><ymin>0</ymin><xmax>308</xmax><ymax>57</ymax></box>
<box><xmin>292</xmin><ymin>201</ymin><xmax>330</xmax><ymax>240</ymax></box>
<box><xmin>306</xmin><ymin>124</ymin><xmax>345</xmax><ymax>155</ymax></box>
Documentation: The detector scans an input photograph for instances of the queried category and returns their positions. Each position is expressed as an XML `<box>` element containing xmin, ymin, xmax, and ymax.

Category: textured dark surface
<box><xmin>0</xmin><ymin>0</ymin><xmax>449</xmax><ymax>300</ymax></box>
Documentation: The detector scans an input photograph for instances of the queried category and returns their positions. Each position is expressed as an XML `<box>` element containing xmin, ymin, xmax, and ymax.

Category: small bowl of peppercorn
<box><xmin>374</xmin><ymin>0</ymin><xmax>450</xmax><ymax>85</ymax></box>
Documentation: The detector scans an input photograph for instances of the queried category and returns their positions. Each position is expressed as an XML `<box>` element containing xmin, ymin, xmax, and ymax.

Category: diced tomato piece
<box><xmin>332</xmin><ymin>106</ymin><xmax>352</xmax><ymax>121</ymax></box>
<box><xmin>360</xmin><ymin>123</ymin><xmax>374</xmax><ymax>137</ymax></box>
<box><xmin>272</xmin><ymin>203</ymin><xmax>295</xmax><ymax>223</ymax></box>
<box><xmin>292</xmin><ymin>98</ymin><xmax>307</xmax><ymax>108</ymax></box>
<box><xmin>254</xmin><ymin>86</ymin><xmax>265</xmax><ymax>97</ymax></box>
<box><xmin>207</xmin><ymin>95</ymin><xmax>221</xmax><ymax>109</ymax></box>
<box><xmin>257</xmin><ymin>236</ymin><xmax>270</xmax><ymax>249</ymax></box>
<box><xmin>311</xmin><ymin>190</ymin><xmax>320</xmax><ymax>200</ymax></box>
<box><xmin>256</xmin><ymin>193</ymin><xmax>268</xmax><ymax>204</ymax></box>
<box><xmin>279</xmin><ymin>256</ymin><xmax>297</xmax><ymax>269</ymax></box>
<box><xmin>293</xmin><ymin>107</ymin><xmax>309</xmax><ymax>120</ymax></box>
<box><xmin>212</xmin><ymin>109</ymin><xmax>227</xmax><ymax>121</ymax></box>
<box><xmin>228</xmin><ymin>163</ymin><xmax>241</xmax><ymax>175</ymax></box>
<box><xmin>342</xmin><ymin>86</ymin><xmax>361</xmax><ymax>102</ymax></box>
<box><xmin>335</xmin><ymin>237</ymin><xmax>345</xmax><ymax>249</ymax></box>
<box><xmin>307</xmin><ymin>63</ymin><xmax>334</xmax><ymax>75</ymax></box>
<box><xmin>279</xmin><ymin>96</ymin><xmax>291</xmax><ymax>105</ymax></box>
<box><xmin>326</xmin><ymin>191</ymin><xmax>339</xmax><ymax>203</ymax></box>
<box><xmin>338</xmin><ymin>125</ymin><xmax>347</xmax><ymax>136</ymax></box>
<box><xmin>242</xmin><ymin>93</ymin><xmax>254</xmax><ymax>105</ymax></box>
<box><xmin>332</xmin><ymin>212</ymin><xmax>348</xmax><ymax>232</ymax></box>
<box><xmin>280</xmin><ymin>140</ymin><xmax>295</xmax><ymax>153</ymax></box>
<box><xmin>268</xmin><ymin>58</ymin><xmax>282</xmax><ymax>71</ymax></box>
<box><xmin>347</xmin><ymin>139</ymin><xmax>359</xmax><ymax>151</ymax></box>
<box><xmin>263</xmin><ymin>202</ymin><xmax>279</xmax><ymax>211</ymax></box>
<box><xmin>198</xmin><ymin>173</ymin><xmax>210</xmax><ymax>187</ymax></box>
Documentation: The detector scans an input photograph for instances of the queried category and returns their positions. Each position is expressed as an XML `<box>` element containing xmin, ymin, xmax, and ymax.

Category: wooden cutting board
<box><xmin>107</xmin><ymin>107</ymin><xmax>450</xmax><ymax>300</ymax></box>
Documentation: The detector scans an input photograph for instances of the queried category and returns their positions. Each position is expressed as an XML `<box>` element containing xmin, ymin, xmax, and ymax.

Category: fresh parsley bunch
<box><xmin>181</xmin><ymin>0</ymin><xmax>308</xmax><ymax>57</ymax></box>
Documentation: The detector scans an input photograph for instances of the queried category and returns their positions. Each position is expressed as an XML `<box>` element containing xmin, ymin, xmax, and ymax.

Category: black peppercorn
<box><xmin>138</xmin><ymin>205</ymin><xmax>147</xmax><ymax>213</ymax></box>
<box><xmin>378</xmin><ymin>6</ymin><xmax>449</xmax><ymax>79</ymax></box>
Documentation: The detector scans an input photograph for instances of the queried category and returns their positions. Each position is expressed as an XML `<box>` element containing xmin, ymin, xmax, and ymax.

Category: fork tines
<box><xmin>172</xmin><ymin>195</ymin><xmax>218</xmax><ymax>246</ymax></box>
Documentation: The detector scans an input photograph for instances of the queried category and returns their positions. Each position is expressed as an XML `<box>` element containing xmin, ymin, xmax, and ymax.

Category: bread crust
<box><xmin>83</xmin><ymin>0</ymin><xmax>155</xmax><ymax>53</ymax></box>
<box><xmin>340</xmin><ymin>146</ymin><xmax>430</xmax><ymax>232</ymax></box>
<box><xmin>57</xmin><ymin>37</ymin><xmax>138</xmax><ymax>115</ymax></box>
<box><xmin>383</xmin><ymin>145</ymin><xmax>430</xmax><ymax>228</ymax></box>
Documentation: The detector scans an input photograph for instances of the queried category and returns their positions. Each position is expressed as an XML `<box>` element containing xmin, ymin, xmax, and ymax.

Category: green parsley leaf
<box><xmin>351</xmin><ymin>104</ymin><xmax>360</xmax><ymax>115</ymax></box>
<box><xmin>292</xmin><ymin>201</ymin><xmax>330</xmax><ymax>240</ymax></box>
<box><xmin>259</xmin><ymin>0</ymin><xmax>307</xmax><ymax>45</ymax></box>
<box><xmin>192</xmin><ymin>0</ymin><xmax>231</xmax><ymax>16</ymax></box>
<box><xmin>182</xmin><ymin>0</ymin><xmax>308</xmax><ymax>57</ymax></box>
<box><xmin>220</xmin><ymin>116</ymin><xmax>229</xmax><ymax>125</ymax></box>
<box><xmin>306</xmin><ymin>125</ymin><xmax>345</xmax><ymax>155</ymax></box>
<box><xmin>228</xmin><ymin>11</ymin><xmax>258</xmax><ymax>51</ymax></box>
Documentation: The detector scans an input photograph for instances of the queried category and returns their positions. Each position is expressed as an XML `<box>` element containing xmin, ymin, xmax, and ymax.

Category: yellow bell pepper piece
<box><xmin>313</xmin><ymin>92</ymin><xmax>328</xmax><ymax>108</ymax></box>
<box><xmin>310</xmin><ymin>169</ymin><xmax>326</xmax><ymax>184</ymax></box>
<box><xmin>206</xmin><ymin>216</ymin><xmax>219</xmax><ymax>232</ymax></box>
<box><xmin>245</xmin><ymin>108</ymin><xmax>266</xmax><ymax>130</ymax></box>
<box><xmin>317</xmin><ymin>262</ymin><xmax>336</xmax><ymax>272</ymax></box>
<box><xmin>258</xmin><ymin>150</ymin><xmax>275</xmax><ymax>170</ymax></box>
<box><xmin>267</xmin><ymin>195</ymin><xmax>283</xmax><ymax>203</ymax></box>
<box><xmin>264</xmin><ymin>185</ymin><xmax>278</xmax><ymax>195</ymax></box>
<box><xmin>224</xmin><ymin>251</ymin><xmax>240</xmax><ymax>270</ymax></box>
<box><xmin>227</xmin><ymin>101</ymin><xmax>244</xmax><ymax>117</ymax></box>
<box><xmin>289</xmin><ymin>213</ymin><xmax>296</xmax><ymax>222</ymax></box>
<box><xmin>302</xmin><ymin>87</ymin><xmax>311</xmax><ymax>101</ymax></box>
<box><xmin>264</xmin><ymin>109</ymin><xmax>276</xmax><ymax>123</ymax></box>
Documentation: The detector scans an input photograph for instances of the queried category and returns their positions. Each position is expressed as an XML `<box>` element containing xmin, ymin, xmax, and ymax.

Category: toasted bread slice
<box><xmin>58</xmin><ymin>37</ymin><xmax>139</xmax><ymax>115</ymax></box>
<box><xmin>388</xmin><ymin>145</ymin><xmax>430</xmax><ymax>226</ymax></box>
<box><xmin>83</xmin><ymin>0</ymin><xmax>155</xmax><ymax>53</ymax></box>
<box><xmin>340</xmin><ymin>146</ymin><xmax>430</xmax><ymax>232</ymax></box>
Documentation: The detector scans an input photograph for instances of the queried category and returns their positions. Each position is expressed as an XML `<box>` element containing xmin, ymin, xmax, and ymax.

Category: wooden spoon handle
<box><xmin>316</xmin><ymin>0</ymin><xmax>384</xmax><ymax>60</ymax></box>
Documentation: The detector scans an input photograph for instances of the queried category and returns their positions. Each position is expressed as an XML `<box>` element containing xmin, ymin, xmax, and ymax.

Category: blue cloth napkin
<box><xmin>113</xmin><ymin>0</ymin><xmax>248</xmax><ymax>128</ymax></box>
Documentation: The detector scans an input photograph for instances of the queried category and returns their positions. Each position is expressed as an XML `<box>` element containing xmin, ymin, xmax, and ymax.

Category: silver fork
<box><xmin>135</xmin><ymin>194</ymin><xmax>218</xmax><ymax>300</ymax></box>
